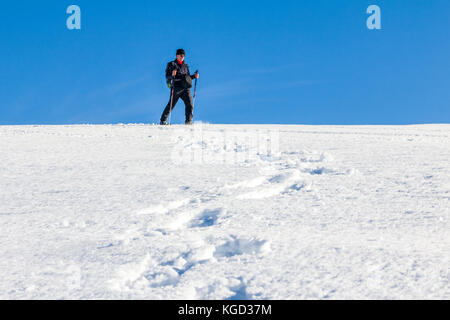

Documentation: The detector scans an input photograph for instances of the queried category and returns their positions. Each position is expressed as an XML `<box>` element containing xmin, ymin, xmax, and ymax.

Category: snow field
<box><xmin>0</xmin><ymin>124</ymin><xmax>449</xmax><ymax>299</ymax></box>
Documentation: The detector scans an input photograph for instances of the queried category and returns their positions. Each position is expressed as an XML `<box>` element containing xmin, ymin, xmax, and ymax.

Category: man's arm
<box><xmin>165</xmin><ymin>63</ymin><xmax>173</xmax><ymax>84</ymax></box>
<box><xmin>189</xmin><ymin>67</ymin><xmax>199</xmax><ymax>79</ymax></box>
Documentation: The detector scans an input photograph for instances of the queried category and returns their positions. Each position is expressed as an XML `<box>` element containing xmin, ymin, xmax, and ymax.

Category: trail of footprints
<box><xmin>108</xmin><ymin>195</ymin><xmax>271</xmax><ymax>297</ymax></box>
<box><xmin>142</xmin><ymin>235</ymin><xmax>270</xmax><ymax>289</ymax></box>
<box><xmin>108</xmin><ymin>143</ymin><xmax>347</xmax><ymax>298</ymax></box>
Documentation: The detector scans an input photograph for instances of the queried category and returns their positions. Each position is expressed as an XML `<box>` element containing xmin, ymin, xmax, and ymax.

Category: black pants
<box><xmin>161</xmin><ymin>87</ymin><xmax>193</xmax><ymax>123</ymax></box>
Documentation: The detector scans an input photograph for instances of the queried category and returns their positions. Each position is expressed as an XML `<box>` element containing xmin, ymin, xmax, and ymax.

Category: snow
<box><xmin>0</xmin><ymin>123</ymin><xmax>449</xmax><ymax>299</ymax></box>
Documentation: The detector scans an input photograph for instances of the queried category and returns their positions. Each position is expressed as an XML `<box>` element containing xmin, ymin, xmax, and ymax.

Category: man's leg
<box><xmin>180</xmin><ymin>89</ymin><xmax>194</xmax><ymax>124</ymax></box>
<box><xmin>160</xmin><ymin>90</ymin><xmax>181</xmax><ymax>123</ymax></box>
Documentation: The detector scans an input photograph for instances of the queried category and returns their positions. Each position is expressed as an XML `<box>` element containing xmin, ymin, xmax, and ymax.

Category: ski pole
<box><xmin>193</xmin><ymin>70</ymin><xmax>199</xmax><ymax>109</ymax></box>
<box><xmin>168</xmin><ymin>79</ymin><xmax>174</xmax><ymax>126</ymax></box>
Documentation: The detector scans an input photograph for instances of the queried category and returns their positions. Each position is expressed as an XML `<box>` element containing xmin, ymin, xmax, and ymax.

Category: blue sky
<box><xmin>0</xmin><ymin>0</ymin><xmax>449</xmax><ymax>125</ymax></box>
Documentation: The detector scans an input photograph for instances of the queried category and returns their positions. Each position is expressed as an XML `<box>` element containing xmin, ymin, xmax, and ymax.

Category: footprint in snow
<box><xmin>190</xmin><ymin>208</ymin><xmax>226</xmax><ymax>228</ymax></box>
<box><xmin>214</xmin><ymin>236</ymin><xmax>271</xmax><ymax>258</ymax></box>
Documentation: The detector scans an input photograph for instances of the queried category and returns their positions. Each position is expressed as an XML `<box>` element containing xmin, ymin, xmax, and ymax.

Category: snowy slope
<box><xmin>0</xmin><ymin>124</ymin><xmax>449</xmax><ymax>299</ymax></box>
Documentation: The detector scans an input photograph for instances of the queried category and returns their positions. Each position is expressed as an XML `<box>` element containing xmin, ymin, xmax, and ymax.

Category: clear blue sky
<box><xmin>1</xmin><ymin>0</ymin><xmax>449</xmax><ymax>125</ymax></box>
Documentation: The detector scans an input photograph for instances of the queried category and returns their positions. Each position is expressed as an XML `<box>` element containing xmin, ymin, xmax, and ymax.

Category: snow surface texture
<box><xmin>0</xmin><ymin>124</ymin><xmax>449</xmax><ymax>299</ymax></box>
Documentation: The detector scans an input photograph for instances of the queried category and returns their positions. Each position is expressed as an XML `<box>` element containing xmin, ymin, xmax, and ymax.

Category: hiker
<box><xmin>160</xmin><ymin>49</ymin><xmax>199</xmax><ymax>125</ymax></box>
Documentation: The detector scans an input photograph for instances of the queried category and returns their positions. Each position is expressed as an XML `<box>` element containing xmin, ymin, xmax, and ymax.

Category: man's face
<box><xmin>176</xmin><ymin>54</ymin><xmax>185</xmax><ymax>62</ymax></box>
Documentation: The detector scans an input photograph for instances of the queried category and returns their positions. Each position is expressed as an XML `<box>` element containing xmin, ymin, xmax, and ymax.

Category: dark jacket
<box><xmin>165</xmin><ymin>60</ymin><xmax>196</xmax><ymax>89</ymax></box>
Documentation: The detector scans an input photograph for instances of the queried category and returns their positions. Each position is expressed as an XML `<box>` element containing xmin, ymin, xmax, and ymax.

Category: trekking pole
<box><xmin>192</xmin><ymin>70</ymin><xmax>199</xmax><ymax>109</ymax></box>
<box><xmin>168</xmin><ymin>79</ymin><xmax>174</xmax><ymax>126</ymax></box>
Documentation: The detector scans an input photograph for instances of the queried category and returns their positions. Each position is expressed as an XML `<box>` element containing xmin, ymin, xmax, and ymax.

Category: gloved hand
<box><xmin>167</xmin><ymin>82</ymin><xmax>172</xmax><ymax>89</ymax></box>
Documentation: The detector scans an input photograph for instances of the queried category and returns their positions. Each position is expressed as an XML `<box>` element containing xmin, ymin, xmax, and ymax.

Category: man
<box><xmin>160</xmin><ymin>49</ymin><xmax>199</xmax><ymax>125</ymax></box>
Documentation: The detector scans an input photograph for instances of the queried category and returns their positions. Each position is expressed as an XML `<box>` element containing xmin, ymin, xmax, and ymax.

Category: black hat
<box><xmin>176</xmin><ymin>48</ymin><xmax>185</xmax><ymax>56</ymax></box>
